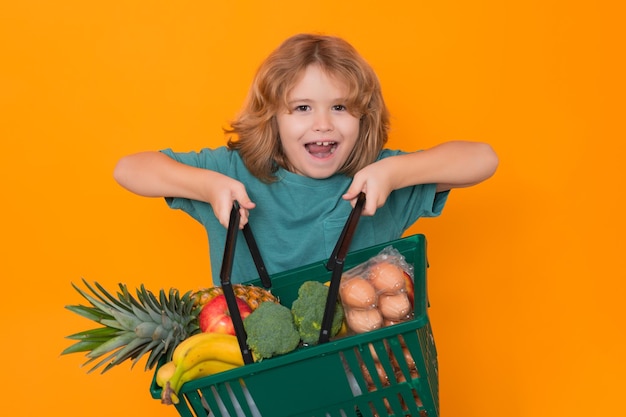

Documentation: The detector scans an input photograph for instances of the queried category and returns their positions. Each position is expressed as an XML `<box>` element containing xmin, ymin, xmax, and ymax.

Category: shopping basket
<box><xmin>150</xmin><ymin>195</ymin><xmax>439</xmax><ymax>417</ymax></box>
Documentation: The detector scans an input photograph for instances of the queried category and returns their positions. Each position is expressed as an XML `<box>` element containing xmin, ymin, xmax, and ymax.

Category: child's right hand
<box><xmin>207</xmin><ymin>172</ymin><xmax>256</xmax><ymax>229</ymax></box>
<box><xmin>114</xmin><ymin>152</ymin><xmax>256</xmax><ymax>228</ymax></box>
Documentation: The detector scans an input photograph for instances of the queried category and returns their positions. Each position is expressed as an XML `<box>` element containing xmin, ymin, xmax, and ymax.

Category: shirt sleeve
<box><xmin>158</xmin><ymin>147</ymin><xmax>232</xmax><ymax>223</ymax></box>
<box><xmin>378</xmin><ymin>149</ymin><xmax>450</xmax><ymax>232</ymax></box>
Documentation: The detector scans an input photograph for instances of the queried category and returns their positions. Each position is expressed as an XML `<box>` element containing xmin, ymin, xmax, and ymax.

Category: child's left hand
<box><xmin>342</xmin><ymin>159</ymin><xmax>395</xmax><ymax>216</ymax></box>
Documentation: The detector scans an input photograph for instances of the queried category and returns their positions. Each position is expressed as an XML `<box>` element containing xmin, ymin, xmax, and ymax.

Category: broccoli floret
<box><xmin>291</xmin><ymin>280</ymin><xmax>345</xmax><ymax>346</ymax></box>
<box><xmin>243</xmin><ymin>301</ymin><xmax>301</xmax><ymax>360</ymax></box>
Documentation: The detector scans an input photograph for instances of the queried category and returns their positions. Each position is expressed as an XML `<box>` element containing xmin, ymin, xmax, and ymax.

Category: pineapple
<box><xmin>62</xmin><ymin>279</ymin><xmax>277</xmax><ymax>373</ymax></box>
<box><xmin>192</xmin><ymin>284</ymin><xmax>278</xmax><ymax>311</ymax></box>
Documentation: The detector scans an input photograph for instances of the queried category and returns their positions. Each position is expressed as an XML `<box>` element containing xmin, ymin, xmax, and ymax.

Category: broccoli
<box><xmin>291</xmin><ymin>280</ymin><xmax>345</xmax><ymax>346</ymax></box>
<box><xmin>243</xmin><ymin>301</ymin><xmax>301</xmax><ymax>360</ymax></box>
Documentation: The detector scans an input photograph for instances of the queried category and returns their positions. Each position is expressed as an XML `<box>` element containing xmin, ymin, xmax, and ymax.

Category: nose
<box><xmin>313</xmin><ymin>111</ymin><xmax>333</xmax><ymax>132</ymax></box>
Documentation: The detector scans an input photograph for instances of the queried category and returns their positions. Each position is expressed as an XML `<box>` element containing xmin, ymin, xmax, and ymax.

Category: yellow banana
<box><xmin>172</xmin><ymin>332</ymin><xmax>243</xmax><ymax>365</ymax></box>
<box><xmin>186</xmin><ymin>334</ymin><xmax>244</xmax><ymax>366</ymax></box>
<box><xmin>171</xmin><ymin>332</ymin><xmax>217</xmax><ymax>364</ymax></box>
<box><xmin>162</xmin><ymin>333</ymin><xmax>245</xmax><ymax>405</ymax></box>
<box><xmin>156</xmin><ymin>360</ymin><xmax>176</xmax><ymax>388</ymax></box>
<box><xmin>170</xmin><ymin>359</ymin><xmax>241</xmax><ymax>394</ymax></box>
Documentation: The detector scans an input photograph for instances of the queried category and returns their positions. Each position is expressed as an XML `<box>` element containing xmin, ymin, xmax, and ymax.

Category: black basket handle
<box><xmin>319</xmin><ymin>192</ymin><xmax>366</xmax><ymax>344</ymax></box>
<box><xmin>219</xmin><ymin>202</ymin><xmax>268</xmax><ymax>364</ymax></box>
<box><xmin>242</xmin><ymin>220</ymin><xmax>271</xmax><ymax>289</ymax></box>
<box><xmin>222</xmin><ymin>193</ymin><xmax>365</xmax><ymax>361</ymax></box>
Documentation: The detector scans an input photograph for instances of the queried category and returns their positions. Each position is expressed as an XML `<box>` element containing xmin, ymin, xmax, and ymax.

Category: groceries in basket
<box><xmin>334</xmin><ymin>246</ymin><xmax>430</xmax><ymax>417</ymax></box>
<box><xmin>158</xmin><ymin>332</ymin><xmax>246</xmax><ymax>405</ymax></box>
<box><xmin>61</xmin><ymin>277</ymin><xmax>346</xmax><ymax>405</ymax></box>
<box><xmin>292</xmin><ymin>280</ymin><xmax>346</xmax><ymax>345</ymax></box>
<box><xmin>62</xmin><ymin>194</ymin><xmax>440</xmax><ymax>416</ymax></box>
<box><xmin>339</xmin><ymin>246</ymin><xmax>416</xmax><ymax>335</ymax></box>
<box><xmin>61</xmin><ymin>281</ymin><xmax>277</xmax><ymax>371</ymax></box>
<box><xmin>63</xmin><ymin>234</ymin><xmax>439</xmax><ymax>417</ymax></box>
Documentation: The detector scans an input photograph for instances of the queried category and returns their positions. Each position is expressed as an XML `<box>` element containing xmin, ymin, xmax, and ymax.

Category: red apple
<box><xmin>198</xmin><ymin>294</ymin><xmax>252</xmax><ymax>335</ymax></box>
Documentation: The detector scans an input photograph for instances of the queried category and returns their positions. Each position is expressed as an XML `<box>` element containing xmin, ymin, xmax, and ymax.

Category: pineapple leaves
<box><xmin>130</xmin><ymin>303</ymin><xmax>153</xmax><ymax>323</ymax></box>
<box><xmin>64</xmin><ymin>304</ymin><xmax>113</xmax><ymax>322</ymax></box>
<box><xmin>93</xmin><ymin>280</ymin><xmax>133</xmax><ymax>312</ymax></box>
<box><xmin>61</xmin><ymin>340</ymin><xmax>111</xmax><ymax>355</ymax></box>
<box><xmin>137</xmin><ymin>339</ymin><xmax>164</xmax><ymax>370</ymax></box>
<box><xmin>65</xmin><ymin>326</ymin><xmax>120</xmax><ymax>341</ymax></box>
<box><xmin>63</xmin><ymin>279</ymin><xmax>201</xmax><ymax>373</ymax></box>
<box><xmin>87</xmin><ymin>332</ymin><xmax>136</xmax><ymax>359</ymax></box>
<box><xmin>108</xmin><ymin>336</ymin><xmax>149</xmax><ymax>367</ymax></box>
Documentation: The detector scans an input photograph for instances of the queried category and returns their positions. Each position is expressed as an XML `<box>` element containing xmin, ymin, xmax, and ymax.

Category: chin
<box><xmin>293</xmin><ymin>167</ymin><xmax>337</xmax><ymax>179</ymax></box>
<box><xmin>309</xmin><ymin>173</ymin><xmax>336</xmax><ymax>180</ymax></box>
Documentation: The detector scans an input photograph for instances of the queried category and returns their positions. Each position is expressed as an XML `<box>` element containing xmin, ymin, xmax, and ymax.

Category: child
<box><xmin>114</xmin><ymin>33</ymin><xmax>498</xmax><ymax>284</ymax></box>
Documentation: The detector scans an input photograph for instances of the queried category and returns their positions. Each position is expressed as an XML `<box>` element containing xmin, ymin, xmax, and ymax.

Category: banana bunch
<box><xmin>158</xmin><ymin>332</ymin><xmax>245</xmax><ymax>405</ymax></box>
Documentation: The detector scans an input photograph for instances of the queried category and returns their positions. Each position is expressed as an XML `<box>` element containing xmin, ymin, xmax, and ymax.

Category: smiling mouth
<box><xmin>305</xmin><ymin>141</ymin><xmax>337</xmax><ymax>158</ymax></box>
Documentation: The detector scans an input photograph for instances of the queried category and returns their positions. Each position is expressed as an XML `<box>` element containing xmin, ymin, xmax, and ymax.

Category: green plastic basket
<box><xmin>150</xmin><ymin>234</ymin><xmax>439</xmax><ymax>417</ymax></box>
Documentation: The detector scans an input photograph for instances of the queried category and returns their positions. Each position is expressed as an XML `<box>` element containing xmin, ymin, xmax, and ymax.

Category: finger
<box><xmin>232</xmin><ymin>187</ymin><xmax>255</xmax><ymax>209</ymax></box>
<box><xmin>238</xmin><ymin>207</ymin><xmax>250</xmax><ymax>229</ymax></box>
<box><xmin>236</xmin><ymin>198</ymin><xmax>254</xmax><ymax>229</ymax></box>
<box><xmin>343</xmin><ymin>176</ymin><xmax>366</xmax><ymax>200</ymax></box>
<box><xmin>217</xmin><ymin>203</ymin><xmax>241</xmax><ymax>229</ymax></box>
<box><xmin>357</xmin><ymin>195</ymin><xmax>372</xmax><ymax>216</ymax></box>
<box><xmin>220</xmin><ymin>200</ymin><xmax>250</xmax><ymax>229</ymax></box>
<box><xmin>342</xmin><ymin>188</ymin><xmax>360</xmax><ymax>202</ymax></box>
<box><xmin>237</xmin><ymin>198</ymin><xmax>256</xmax><ymax>209</ymax></box>
<box><xmin>341</xmin><ymin>194</ymin><xmax>357</xmax><ymax>209</ymax></box>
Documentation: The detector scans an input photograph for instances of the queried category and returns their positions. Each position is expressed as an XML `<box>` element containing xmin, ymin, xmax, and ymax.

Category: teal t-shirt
<box><xmin>161</xmin><ymin>146</ymin><xmax>448</xmax><ymax>284</ymax></box>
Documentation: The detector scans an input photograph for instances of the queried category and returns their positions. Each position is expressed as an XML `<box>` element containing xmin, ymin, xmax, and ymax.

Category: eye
<box><xmin>332</xmin><ymin>104</ymin><xmax>347</xmax><ymax>111</ymax></box>
<box><xmin>294</xmin><ymin>105</ymin><xmax>310</xmax><ymax>112</ymax></box>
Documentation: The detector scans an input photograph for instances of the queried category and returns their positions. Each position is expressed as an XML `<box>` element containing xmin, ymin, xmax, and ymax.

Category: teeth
<box><xmin>315</xmin><ymin>141</ymin><xmax>334</xmax><ymax>146</ymax></box>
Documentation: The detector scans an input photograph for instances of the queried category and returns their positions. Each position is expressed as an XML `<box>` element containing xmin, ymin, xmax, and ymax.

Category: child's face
<box><xmin>276</xmin><ymin>64</ymin><xmax>360</xmax><ymax>179</ymax></box>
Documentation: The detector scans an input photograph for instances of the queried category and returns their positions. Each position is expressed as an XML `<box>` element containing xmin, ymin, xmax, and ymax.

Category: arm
<box><xmin>113</xmin><ymin>151</ymin><xmax>255</xmax><ymax>227</ymax></box>
<box><xmin>343</xmin><ymin>141</ymin><xmax>499</xmax><ymax>215</ymax></box>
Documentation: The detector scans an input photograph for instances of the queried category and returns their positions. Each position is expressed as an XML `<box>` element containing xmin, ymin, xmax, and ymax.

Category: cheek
<box><xmin>339</xmin><ymin>118</ymin><xmax>361</xmax><ymax>140</ymax></box>
<box><xmin>276</xmin><ymin>115</ymin><xmax>287</xmax><ymax>137</ymax></box>
<box><xmin>277</xmin><ymin>115</ymin><xmax>305</xmax><ymax>140</ymax></box>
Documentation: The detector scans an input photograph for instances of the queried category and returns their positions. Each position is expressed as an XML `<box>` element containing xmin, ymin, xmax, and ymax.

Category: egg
<box><xmin>359</xmin><ymin>356</ymin><xmax>389</xmax><ymax>385</ymax></box>
<box><xmin>367</xmin><ymin>341</ymin><xmax>390</xmax><ymax>362</ymax></box>
<box><xmin>383</xmin><ymin>318</ymin><xmax>402</xmax><ymax>327</ymax></box>
<box><xmin>345</xmin><ymin>308</ymin><xmax>383</xmax><ymax>333</ymax></box>
<box><xmin>368</xmin><ymin>261</ymin><xmax>406</xmax><ymax>294</ymax></box>
<box><xmin>373</xmin><ymin>360</ymin><xmax>389</xmax><ymax>383</ymax></box>
<box><xmin>378</xmin><ymin>293</ymin><xmax>412</xmax><ymax>321</ymax></box>
<box><xmin>339</xmin><ymin>276</ymin><xmax>377</xmax><ymax>309</ymax></box>
<box><xmin>402</xmin><ymin>345</ymin><xmax>417</xmax><ymax>373</ymax></box>
<box><xmin>360</xmin><ymin>362</ymin><xmax>374</xmax><ymax>387</ymax></box>
<box><xmin>389</xmin><ymin>342</ymin><xmax>417</xmax><ymax>373</ymax></box>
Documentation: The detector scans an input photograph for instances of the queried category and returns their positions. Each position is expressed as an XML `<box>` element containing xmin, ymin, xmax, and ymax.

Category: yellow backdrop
<box><xmin>2</xmin><ymin>1</ymin><xmax>624</xmax><ymax>416</ymax></box>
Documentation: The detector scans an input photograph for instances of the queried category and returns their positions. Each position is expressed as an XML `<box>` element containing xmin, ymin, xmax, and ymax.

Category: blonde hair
<box><xmin>226</xmin><ymin>33</ymin><xmax>390</xmax><ymax>182</ymax></box>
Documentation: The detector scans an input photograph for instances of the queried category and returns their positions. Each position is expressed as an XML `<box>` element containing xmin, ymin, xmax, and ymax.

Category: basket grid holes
<box><xmin>338</xmin><ymin>333</ymin><xmax>427</xmax><ymax>416</ymax></box>
<box><xmin>189</xmin><ymin>380</ymin><xmax>261</xmax><ymax>417</ymax></box>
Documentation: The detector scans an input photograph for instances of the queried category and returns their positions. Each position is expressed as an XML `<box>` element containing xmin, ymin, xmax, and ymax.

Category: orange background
<box><xmin>1</xmin><ymin>1</ymin><xmax>624</xmax><ymax>416</ymax></box>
